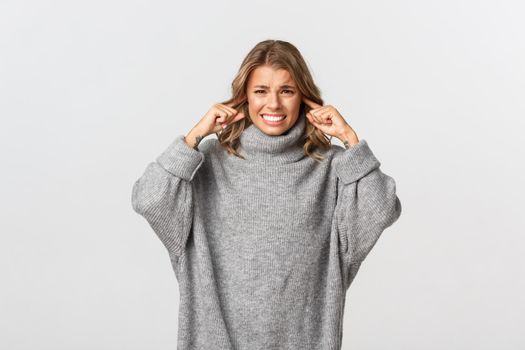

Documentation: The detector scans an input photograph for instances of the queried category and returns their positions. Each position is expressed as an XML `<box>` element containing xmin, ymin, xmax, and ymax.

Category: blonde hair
<box><xmin>216</xmin><ymin>39</ymin><xmax>331</xmax><ymax>162</ymax></box>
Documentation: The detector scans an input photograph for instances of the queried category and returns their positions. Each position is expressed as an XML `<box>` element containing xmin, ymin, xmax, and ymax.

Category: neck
<box><xmin>238</xmin><ymin>108</ymin><xmax>307</xmax><ymax>164</ymax></box>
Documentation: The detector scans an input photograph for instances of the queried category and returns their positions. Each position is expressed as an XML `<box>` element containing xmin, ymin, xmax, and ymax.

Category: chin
<box><xmin>262</xmin><ymin>123</ymin><xmax>293</xmax><ymax>136</ymax></box>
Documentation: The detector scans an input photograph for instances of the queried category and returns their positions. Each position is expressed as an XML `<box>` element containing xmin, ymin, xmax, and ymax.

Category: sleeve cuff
<box><xmin>333</xmin><ymin>139</ymin><xmax>381</xmax><ymax>185</ymax></box>
<box><xmin>156</xmin><ymin>135</ymin><xmax>205</xmax><ymax>181</ymax></box>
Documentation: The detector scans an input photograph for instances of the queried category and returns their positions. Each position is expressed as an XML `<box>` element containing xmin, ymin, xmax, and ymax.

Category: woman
<box><xmin>131</xmin><ymin>39</ymin><xmax>402</xmax><ymax>350</ymax></box>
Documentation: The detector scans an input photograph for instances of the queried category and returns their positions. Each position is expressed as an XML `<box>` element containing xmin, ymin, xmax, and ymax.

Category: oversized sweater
<box><xmin>131</xmin><ymin>109</ymin><xmax>402</xmax><ymax>350</ymax></box>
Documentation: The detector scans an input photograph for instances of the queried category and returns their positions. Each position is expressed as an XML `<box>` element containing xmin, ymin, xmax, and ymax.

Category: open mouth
<box><xmin>260</xmin><ymin>114</ymin><xmax>287</xmax><ymax>122</ymax></box>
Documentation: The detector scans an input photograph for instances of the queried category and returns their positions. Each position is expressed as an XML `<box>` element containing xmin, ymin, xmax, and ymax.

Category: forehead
<box><xmin>248</xmin><ymin>65</ymin><xmax>295</xmax><ymax>86</ymax></box>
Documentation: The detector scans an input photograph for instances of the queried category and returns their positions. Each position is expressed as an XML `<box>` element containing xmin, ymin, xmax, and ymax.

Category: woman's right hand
<box><xmin>194</xmin><ymin>99</ymin><xmax>247</xmax><ymax>137</ymax></box>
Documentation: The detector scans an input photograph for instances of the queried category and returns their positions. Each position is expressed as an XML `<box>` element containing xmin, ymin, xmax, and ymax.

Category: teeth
<box><xmin>261</xmin><ymin>114</ymin><xmax>286</xmax><ymax>121</ymax></box>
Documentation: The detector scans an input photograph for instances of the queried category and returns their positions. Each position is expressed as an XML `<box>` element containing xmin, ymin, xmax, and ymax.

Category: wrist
<box><xmin>337</xmin><ymin>128</ymin><xmax>359</xmax><ymax>149</ymax></box>
<box><xmin>184</xmin><ymin>128</ymin><xmax>207</xmax><ymax>150</ymax></box>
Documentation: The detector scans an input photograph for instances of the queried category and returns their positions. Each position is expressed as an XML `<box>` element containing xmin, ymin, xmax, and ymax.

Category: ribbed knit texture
<box><xmin>131</xmin><ymin>108</ymin><xmax>402</xmax><ymax>350</ymax></box>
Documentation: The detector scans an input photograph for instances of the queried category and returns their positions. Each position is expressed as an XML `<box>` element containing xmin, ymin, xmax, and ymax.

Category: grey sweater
<box><xmin>131</xmin><ymin>109</ymin><xmax>402</xmax><ymax>350</ymax></box>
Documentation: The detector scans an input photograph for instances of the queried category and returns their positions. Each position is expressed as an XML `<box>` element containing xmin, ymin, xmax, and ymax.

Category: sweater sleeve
<box><xmin>332</xmin><ymin>139</ymin><xmax>402</xmax><ymax>266</ymax></box>
<box><xmin>131</xmin><ymin>135</ymin><xmax>208</xmax><ymax>258</ymax></box>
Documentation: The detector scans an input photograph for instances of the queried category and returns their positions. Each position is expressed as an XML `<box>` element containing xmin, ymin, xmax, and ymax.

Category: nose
<box><xmin>267</xmin><ymin>92</ymin><xmax>282</xmax><ymax>110</ymax></box>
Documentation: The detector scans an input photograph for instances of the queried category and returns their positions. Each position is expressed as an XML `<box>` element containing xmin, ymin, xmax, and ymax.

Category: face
<box><xmin>246</xmin><ymin>65</ymin><xmax>302</xmax><ymax>136</ymax></box>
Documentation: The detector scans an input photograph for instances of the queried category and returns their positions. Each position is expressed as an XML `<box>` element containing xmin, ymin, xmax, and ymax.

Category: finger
<box><xmin>302</xmin><ymin>95</ymin><xmax>323</xmax><ymax>109</ymax></box>
<box><xmin>311</xmin><ymin>110</ymin><xmax>323</xmax><ymax>124</ymax></box>
<box><xmin>309</xmin><ymin>105</ymin><xmax>329</xmax><ymax>119</ymax></box>
<box><xmin>225</xmin><ymin>110</ymin><xmax>245</xmax><ymax>124</ymax></box>
<box><xmin>318</xmin><ymin>109</ymin><xmax>333</xmax><ymax>124</ymax></box>
<box><xmin>310</xmin><ymin>105</ymin><xmax>330</xmax><ymax>117</ymax></box>
<box><xmin>215</xmin><ymin>109</ymin><xmax>231</xmax><ymax>124</ymax></box>
<box><xmin>222</xmin><ymin>97</ymin><xmax>246</xmax><ymax>117</ymax></box>
<box><xmin>231</xmin><ymin>111</ymin><xmax>245</xmax><ymax>121</ymax></box>
<box><xmin>221</xmin><ymin>105</ymin><xmax>238</xmax><ymax>115</ymax></box>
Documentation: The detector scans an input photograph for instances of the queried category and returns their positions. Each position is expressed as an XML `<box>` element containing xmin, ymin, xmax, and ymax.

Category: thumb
<box><xmin>221</xmin><ymin>111</ymin><xmax>245</xmax><ymax>129</ymax></box>
<box><xmin>305</xmin><ymin>112</ymin><xmax>315</xmax><ymax>124</ymax></box>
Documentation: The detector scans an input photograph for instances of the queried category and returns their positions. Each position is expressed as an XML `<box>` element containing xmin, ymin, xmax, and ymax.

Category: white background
<box><xmin>1</xmin><ymin>0</ymin><xmax>524</xmax><ymax>349</ymax></box>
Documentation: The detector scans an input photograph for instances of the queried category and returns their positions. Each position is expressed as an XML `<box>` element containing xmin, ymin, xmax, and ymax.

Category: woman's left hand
<box><xmin>302</xmin><ymin>96</ymin><xmax>360</xmax><ymax>145</ymax></box>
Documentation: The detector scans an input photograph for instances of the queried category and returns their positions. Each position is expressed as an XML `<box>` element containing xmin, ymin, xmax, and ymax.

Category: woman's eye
<box><xmin>254</xmin><ymin>90</ymin><xmax>294</xmax><ymax>94</ymax></box>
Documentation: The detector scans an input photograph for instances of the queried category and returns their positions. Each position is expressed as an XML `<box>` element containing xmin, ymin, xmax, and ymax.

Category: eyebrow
<box><xmin>253</xmin><ymin>84</ymin><xmax>296</xmax><ymax>89</ymax></box>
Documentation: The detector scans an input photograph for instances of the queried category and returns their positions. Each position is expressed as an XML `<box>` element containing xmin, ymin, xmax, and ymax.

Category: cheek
<box><xmin>285</xmin><ymin>99</ymin><xmax>300</xmax><ymax>111</ymax></box>
<box><xmin>248</xmin><ymin>98</ymin><xmax>264</xmax><ymax>111</ymax></box>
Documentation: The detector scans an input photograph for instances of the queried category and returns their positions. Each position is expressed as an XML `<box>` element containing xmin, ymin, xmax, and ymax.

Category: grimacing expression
<box><xmin>246</xmin><ymin>65</ymin><xmax>302</xmax><ymax>136</ymax></box>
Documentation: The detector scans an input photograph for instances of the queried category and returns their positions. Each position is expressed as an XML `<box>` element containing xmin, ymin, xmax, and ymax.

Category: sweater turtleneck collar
<box><xmin>238</xmin><ymin>108</ymin><xmax>307</xmax><ymax>164</ymax></box>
